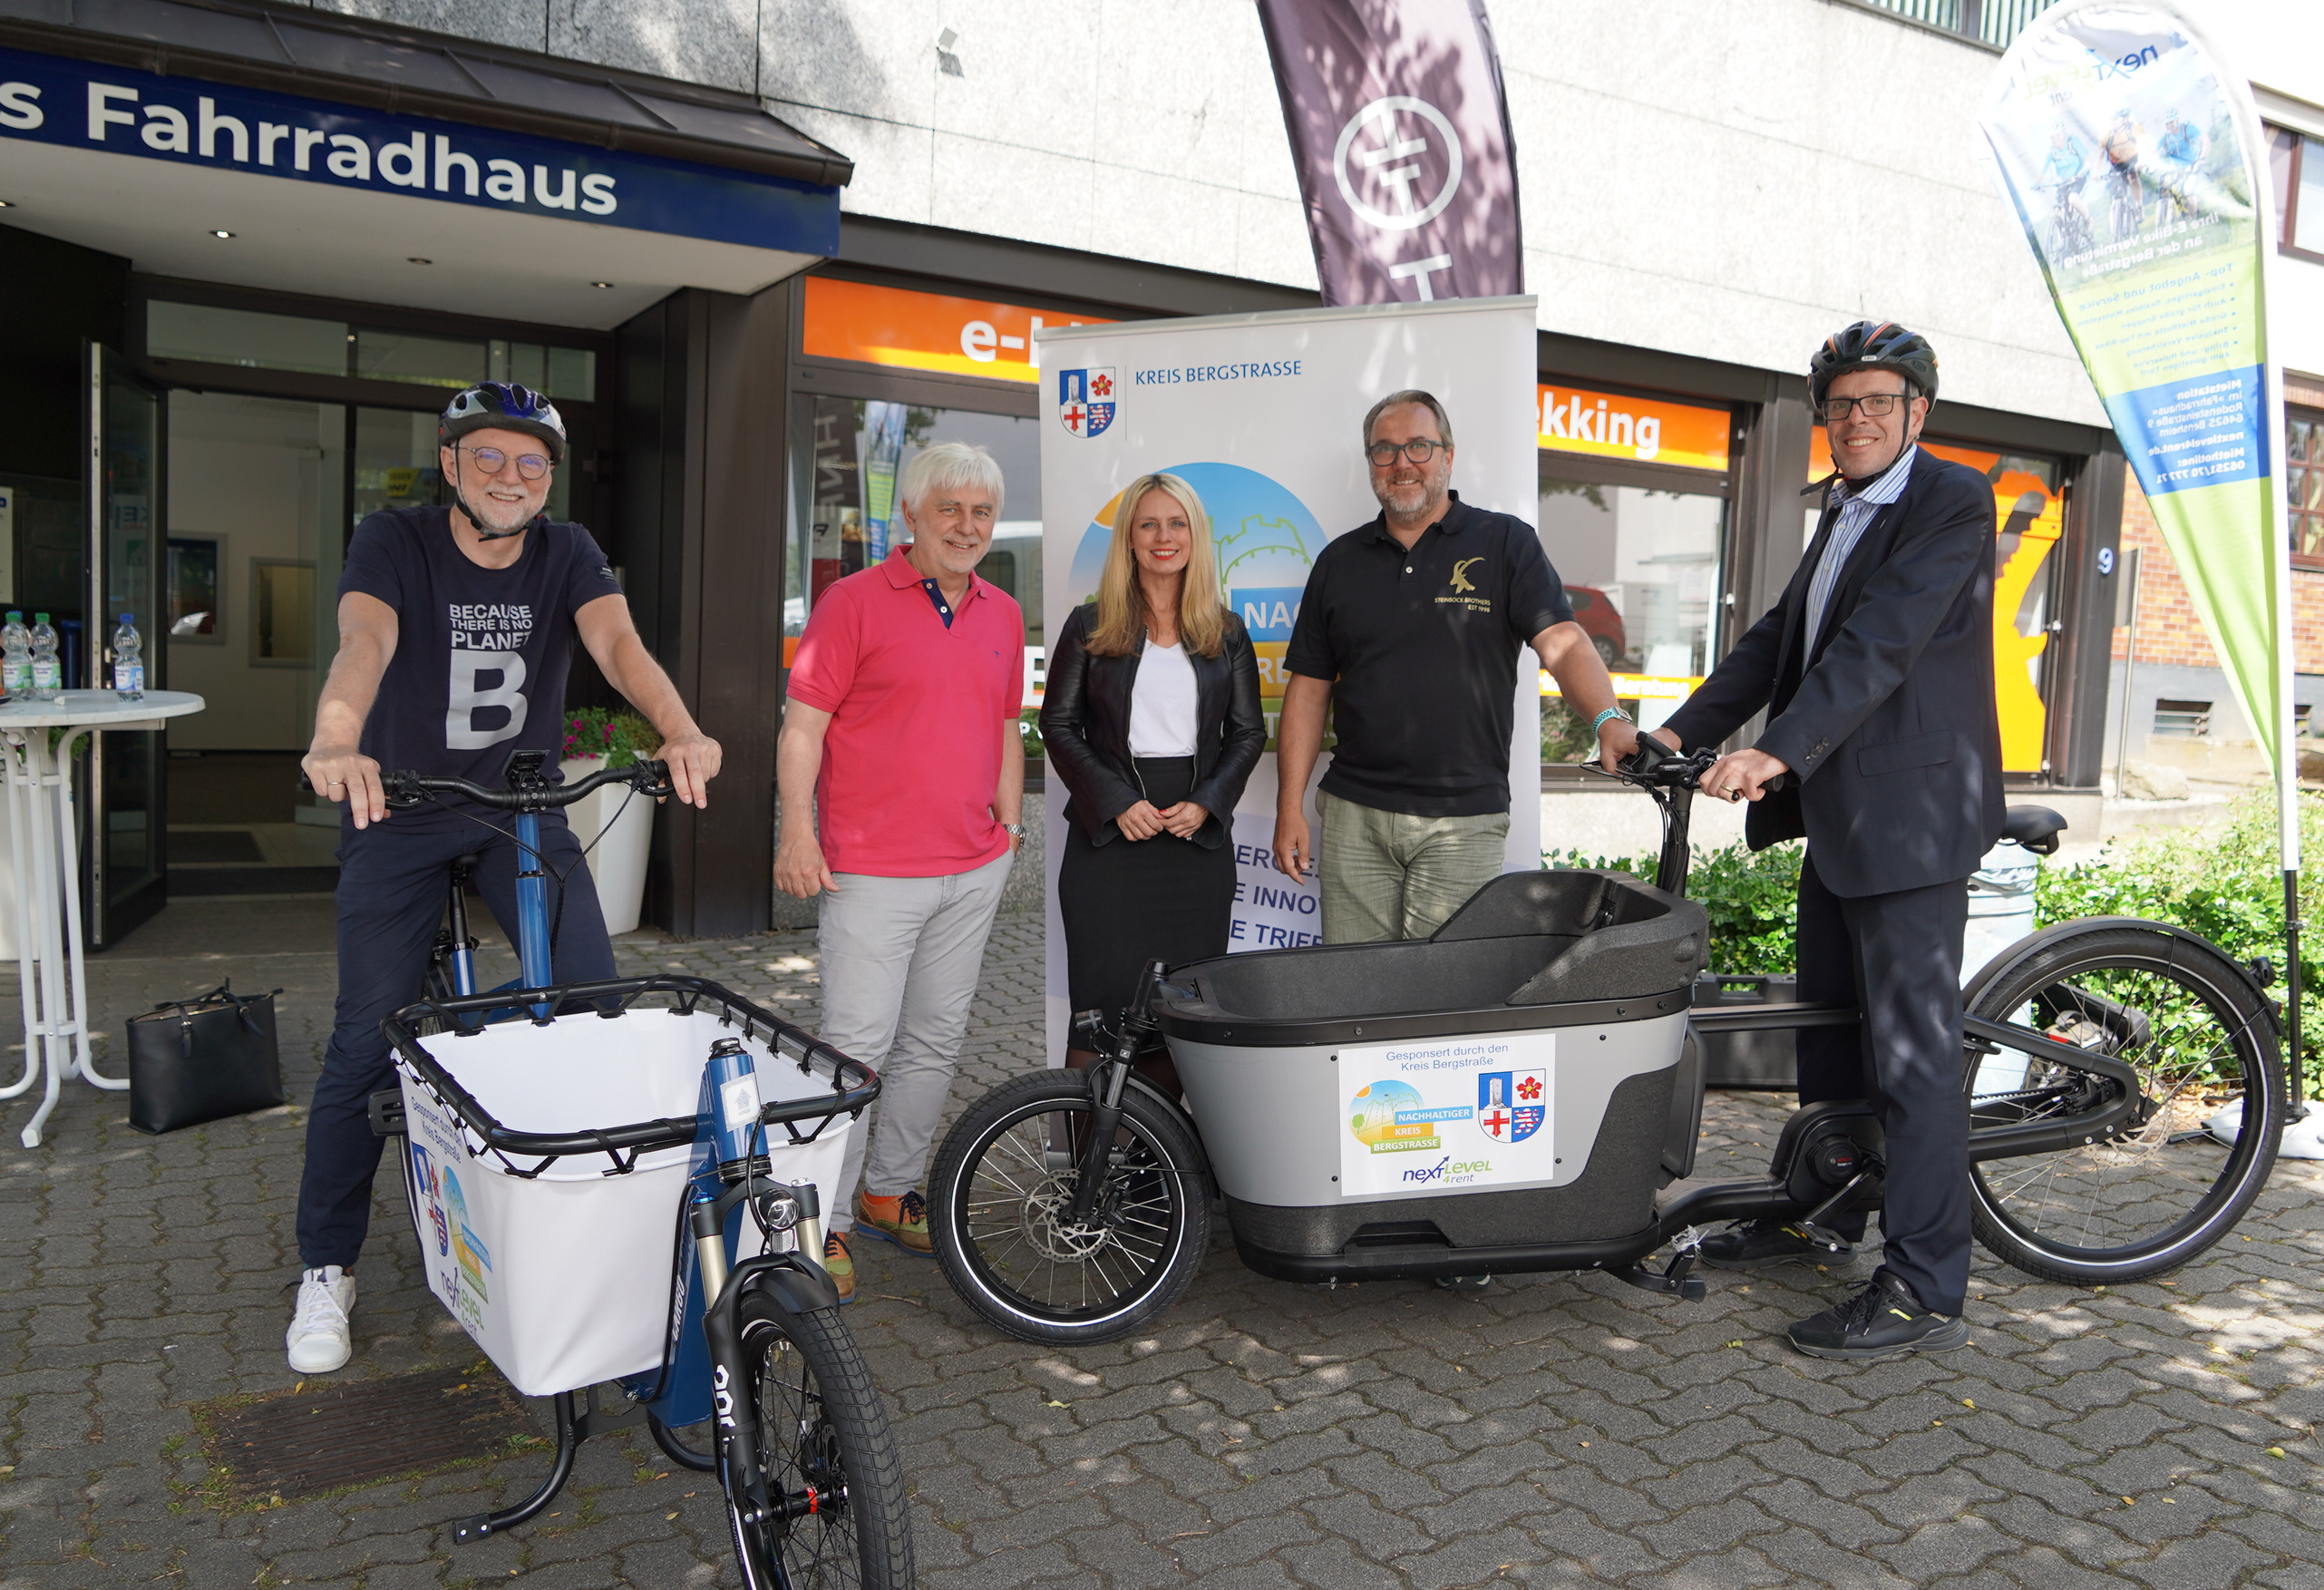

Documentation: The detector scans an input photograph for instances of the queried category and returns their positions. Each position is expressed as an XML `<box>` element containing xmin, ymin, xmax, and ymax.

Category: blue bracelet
<box><xmin>1590</xmin><ymin>707</ymin><xmax>1630</xmax><ymax>736</ymax></box>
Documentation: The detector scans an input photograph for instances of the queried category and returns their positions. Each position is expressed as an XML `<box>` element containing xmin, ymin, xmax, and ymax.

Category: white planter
<box><xmin>557</xmin><ymin>756</ymin><xmax>655</xmax><ymax>935</ymax></box>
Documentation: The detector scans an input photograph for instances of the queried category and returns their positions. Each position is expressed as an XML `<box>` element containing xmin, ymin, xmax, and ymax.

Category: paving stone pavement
<box><xmin>1</xmin><ymin>901</ymin><xmax>2320</xmax><ymax>1588</ymax></box>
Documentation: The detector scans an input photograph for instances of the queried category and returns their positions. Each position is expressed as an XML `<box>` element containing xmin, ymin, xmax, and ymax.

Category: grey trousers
<box><xmin>818</xmin><ymin>852</ymin><xmax>1012</xmax><ymax>1230</ymax></box>
<box><xmin>1318</xmin><ymin>788</ymin><xmax>1511</xmax><ymax>943</ymax></box>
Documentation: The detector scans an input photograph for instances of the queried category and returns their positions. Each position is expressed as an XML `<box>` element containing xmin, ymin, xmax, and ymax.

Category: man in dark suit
<box><xmin>1650</xmin><ymin>320</ymin><xmax>2003</xmax><ymax>1361</ymax></box>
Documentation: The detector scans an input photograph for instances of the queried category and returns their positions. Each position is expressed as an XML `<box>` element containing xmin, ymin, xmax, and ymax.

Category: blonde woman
<box><xmin>1041</xmin><ymin>473</ymin><xmax>1266</xmax><ymax>1076</ymax></box>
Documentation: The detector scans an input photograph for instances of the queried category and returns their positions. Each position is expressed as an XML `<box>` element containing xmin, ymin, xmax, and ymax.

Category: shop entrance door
<box><xmin>83</xmin><ymin>345</ymin><xmax>168</xmax><ymax>948</ymax></box>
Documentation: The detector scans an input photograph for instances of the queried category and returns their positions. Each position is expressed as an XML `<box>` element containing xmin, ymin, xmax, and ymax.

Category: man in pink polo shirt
<box><xmin>776</xmin><ymin>441</ymin><xmax>1026</xmax><ymax>1301</ymax></box>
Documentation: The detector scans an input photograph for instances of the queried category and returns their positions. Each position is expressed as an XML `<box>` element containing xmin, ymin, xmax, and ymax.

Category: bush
<box><xmin>1546</xmin><ymin>838</ymin><xmax>1804</xmax><ymax>976</ymax></box>
<box><xmin>2037</xmin><ymin>789</ymin><xmax>2320</xmax><ymax>1097</ymax></box>
<box><xmin>559</xmin><ymin>707</ymin><xmax>660</xmax><ymax>770</ymax></box>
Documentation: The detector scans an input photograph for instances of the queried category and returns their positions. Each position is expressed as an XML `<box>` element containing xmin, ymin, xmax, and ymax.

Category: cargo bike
<box><xmin>361</xmin><ymin>753</ymin><xmax>913</xmax><ymax>1587</ymax></box>
<box><xmin>929</xmin><ymin>739</ymin><xmax>2289</xmax><ymax>1344</ymax></box>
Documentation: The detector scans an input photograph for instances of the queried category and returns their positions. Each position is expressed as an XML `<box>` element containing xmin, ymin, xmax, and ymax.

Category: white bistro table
<box><xmin>0</xmin><ymin>690</ymin><xmax>205</xmax><ymax>1146</ymax></box>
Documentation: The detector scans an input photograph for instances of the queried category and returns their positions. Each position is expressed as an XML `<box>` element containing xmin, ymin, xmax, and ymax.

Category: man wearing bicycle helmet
<box><xmin>287</xmin><ymin>382</ymin><xmax>722</xmax><ymax>1374</ymax></box>
<box><xmin>1649</xmin><ymin>321</ymin><xmax>2003</xmax><ymax>1361</ymax></box>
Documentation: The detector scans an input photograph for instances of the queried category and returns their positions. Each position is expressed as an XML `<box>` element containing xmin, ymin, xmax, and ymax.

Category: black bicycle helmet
<box><xmin>1807</xmin><ymin>321</ymin><xmax>1940</xmax><ymax>406</ymax></box>
<box><xmin>438</xmin><ymin>382</ymin><xmax>566</xmax><ymax>464</ymax></box>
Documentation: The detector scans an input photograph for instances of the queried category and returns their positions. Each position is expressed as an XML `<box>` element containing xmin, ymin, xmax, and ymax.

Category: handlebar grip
<box><xmin>635</xmin><ymin>757</ymin><xmax>676</xmax><ymax>798</ymax></box>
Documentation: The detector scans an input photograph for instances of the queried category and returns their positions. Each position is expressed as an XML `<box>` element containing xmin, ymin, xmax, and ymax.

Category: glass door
<box><xmin>83</xmin><ymin>344</ymin><xmax>168</xmax><ymax>947</ymax></box>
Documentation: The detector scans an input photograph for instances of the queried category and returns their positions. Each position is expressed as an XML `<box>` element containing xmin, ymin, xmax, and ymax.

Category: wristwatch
<box><xmin>1002</xmin><ymin>822</ymin><xmax>1026</xmax><ymax>839</ymax></box>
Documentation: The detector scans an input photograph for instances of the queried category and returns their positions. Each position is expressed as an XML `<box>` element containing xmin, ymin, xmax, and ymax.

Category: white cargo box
<box><xmin>396</xmin><ymin>1007</ymin><xmax>854</xmax><ymax>1398</ymax></box>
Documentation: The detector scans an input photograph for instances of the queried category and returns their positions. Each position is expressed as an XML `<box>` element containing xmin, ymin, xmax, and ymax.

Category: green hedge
<box><xmin>1551</xmin><ymin>786</ymin><xmax>2319</xmax><ymax>1095</ymax></box>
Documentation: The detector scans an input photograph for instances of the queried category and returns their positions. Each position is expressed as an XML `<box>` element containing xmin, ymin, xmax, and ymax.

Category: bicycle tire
<box><xmin>930</xmin><ymin>1070</ymin><xmax>1209</xmax><ymax>1345</ymax></box>
<box><xmin>1961</xmin><ymin>922</ymin><xmax>2283</xmax><ymax>1285</ymax></box>
<box><xmin>723</xmin><ymin>1295</ymin><xmax>913</xmax><ymax>1590</ymax></box>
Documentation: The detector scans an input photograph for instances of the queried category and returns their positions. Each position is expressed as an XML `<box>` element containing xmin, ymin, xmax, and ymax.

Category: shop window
<box><xmin>354</xmin><ymin>329</ymin><xmax>487</xmax><ymax>390</ymax></box>
<box><xmin>148</xmin><ymin>301</ymin><xmax>348</xmax><ymax>376</ymax></box>
<box><xmin>250</xmin><ymin>560</ymin><xmax>316</xmax><ymax>665</ymax></box>
<box><xmin>490</xmin><ymin>340</ymin><xmax>597</xmax><ymax>403</ymax></box>
<box><xmin>792</xmin><ymin>395</ymin><xmax>1044</xmax><ymax>658</ymax></box>
<box><xmin>2269</xmin><ymin>126</ymin><xmax>2324</xmax><ymax>260</ymax></box>
<box><xmin>2153</xmin><ymin>698</ymin><xmax>2212</xmax><ymax>737</ymax></box>
<box><xmin>2290</xmin><ymin>405</ymin><xmax>2324</xmax><ymax>564</ymax></box>
<box><xmin>166</xmin><ymin>536</ymin><xmax>221</xmax><ymax>640</ymax></box>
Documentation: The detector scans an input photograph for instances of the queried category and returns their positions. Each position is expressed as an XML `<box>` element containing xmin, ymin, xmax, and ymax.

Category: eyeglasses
<box><xmin>1818</xmin><ymin>393</ymin><xmax>1913</xmax><ymax>422</ymax></box>
<box><xmin>460</xmin><ymin>445</ymin><xmax>552</xmax><ymax>480</ymax></box>
<box><xmin>1366</xmin><ymin>438</ymin><xmax>1445</xmax><ymax>466</ymax></box>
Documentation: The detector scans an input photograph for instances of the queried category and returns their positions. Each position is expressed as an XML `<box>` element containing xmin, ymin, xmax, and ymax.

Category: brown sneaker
<box><xmin>822</xmin><ymin>1230</ymin><xmax>856</xmax><ymax>1303</ymax></box>
<box><xmin>855</xmin><ymin>1189</ymin><xmax>934</xmax><ymax>1256</ymax></box>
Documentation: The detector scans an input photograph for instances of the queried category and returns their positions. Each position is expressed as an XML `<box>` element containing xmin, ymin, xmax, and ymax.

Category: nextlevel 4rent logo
<box><xmin>1058</xmin><ymin>368</ymin><xmax>1115</xmax><ymax>438</ymax></box>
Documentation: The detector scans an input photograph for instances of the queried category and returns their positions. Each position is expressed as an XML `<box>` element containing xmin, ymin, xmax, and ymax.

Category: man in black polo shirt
<box><xmin>1275</xmin><ymin>389</ymin><xmax>1638</xmax><ymax>941</ymax></box>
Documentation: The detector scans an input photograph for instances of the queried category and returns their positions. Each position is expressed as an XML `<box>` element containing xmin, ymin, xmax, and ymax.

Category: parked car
<box><xmin>1567</xmin><ymin>585</ymin><xmax>1628</xmax><ymax>669</ymax></box>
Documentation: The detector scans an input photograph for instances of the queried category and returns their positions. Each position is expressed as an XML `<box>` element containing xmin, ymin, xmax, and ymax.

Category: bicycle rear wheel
<box><xmin>1962</xmin><ymin>922</ymin><xmax>2283</xmax><ymax>1284</ymax></box>
<box><xmin>930</xmin><ymin>1070</ymin><xmax>1209</xmax><ymax>1344</ymax></box>
<box><xmin>724</xmin><ymin>1296</ymin><xmax>913</xmax><ymax>1590</ymax></box>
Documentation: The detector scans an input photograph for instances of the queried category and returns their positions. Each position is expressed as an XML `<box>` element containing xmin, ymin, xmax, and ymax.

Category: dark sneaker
<box><xmin>1434</xmin><ymin>1273</ymin><xmax>1492</xmax><ymax>1292</ymax></box>
<box><xmin>855</xmin><ymin>1189</ymin><xmax>933</xmax><ymax>1256</ymax></box>
<box><xmin>1786</xmin><ymin>1270</ymin><xmax>1969</xmax><ymax>1361</ymax></box>
<box><xmin>1701</xmin><ymin>1218</ymin><xmax>1853</xmax><ymax>1270</ymax></box>
<box><xmin>822</xmin><ymin>1230</ymin><xmax>857</xmax><ymax>1303</ymax></box>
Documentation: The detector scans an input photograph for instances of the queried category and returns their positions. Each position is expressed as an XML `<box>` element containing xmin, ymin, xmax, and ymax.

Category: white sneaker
<box><xmin>286</xmin><ymin>1266</ymin><xmax>356</xmax><ymax>1373</ymax></box>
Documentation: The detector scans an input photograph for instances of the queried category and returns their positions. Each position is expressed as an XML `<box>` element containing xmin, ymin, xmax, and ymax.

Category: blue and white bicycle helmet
<box><xmin>438</xmin><ymin>382</ymin><xmax>567</xmax><ymax>464</ymax></box>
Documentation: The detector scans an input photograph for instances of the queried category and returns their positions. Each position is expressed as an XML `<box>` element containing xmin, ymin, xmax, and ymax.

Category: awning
<box><xmin>0</xmin><ymin>0</ymin><xmax>851</xmax><ymax>326</ymax></box>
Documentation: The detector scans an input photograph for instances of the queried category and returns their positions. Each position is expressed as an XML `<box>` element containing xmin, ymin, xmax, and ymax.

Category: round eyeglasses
<box><xmin>460</xmin><ymin>445</ymin><xmax>552</xmax><ymax>481</ymax></box>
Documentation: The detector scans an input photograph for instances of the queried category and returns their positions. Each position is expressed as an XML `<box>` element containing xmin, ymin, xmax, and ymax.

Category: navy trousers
<box><xmin>295</xmin><ymin>813</ymin><xmax>616</xmax><ymax>1269</ymax></box>
<box><xmin>1793</xmin><ymin>851</ymin><xmax>1973</xmax><ymax>1316</ymax></box>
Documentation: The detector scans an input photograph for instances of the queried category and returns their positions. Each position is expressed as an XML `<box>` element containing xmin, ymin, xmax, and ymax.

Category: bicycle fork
<box><xmin>688</xmin><ymin>1180</ymin><xmax>839</xmax><ymax>1528</ymax></box>
<box><xmin>1066</xmin><ymin>960</ymin><xmax>1172</xmax><ymax>1225</ymax></box>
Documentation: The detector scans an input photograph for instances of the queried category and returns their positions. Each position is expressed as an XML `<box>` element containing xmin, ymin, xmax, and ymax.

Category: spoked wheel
<box><xmin>724</xmin><ymin>1296</ymin><xmax>913</xmax><ymax>1590</ymax></box>
<box><xmin>930</xmin><ymin>1070</ymin><xmax>1210</xmax><ymax>1344</ymax></box>
<box><xmin>1962</xmin><ymin>922</ymin><xmax>2284</xmax><ymax>1285</ymax></box>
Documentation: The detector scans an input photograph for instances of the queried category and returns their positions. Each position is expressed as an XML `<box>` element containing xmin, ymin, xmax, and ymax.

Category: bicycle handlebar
<box><xmin>299</xmin><ymin>757</ymin><xmax>675</xmax><ymax>811</ymax></box>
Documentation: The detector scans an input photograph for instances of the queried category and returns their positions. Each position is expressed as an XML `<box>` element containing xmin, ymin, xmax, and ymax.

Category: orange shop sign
<box><xmin>801</xmin><ymin>277</ymin><xmax>1113</xmax><ymax>385</ymax></box>
<box><xmin>1538</xmin><ymin>384</ymin><xmax>1731</xmax><ymax>473</ymax></box>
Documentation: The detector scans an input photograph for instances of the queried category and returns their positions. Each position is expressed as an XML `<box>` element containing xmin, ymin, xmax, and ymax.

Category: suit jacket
<box><xmin>1041</xmin><ymin>603</ymin><xmax>1267</xmax><ymax>849</ymax></box>
<box><xmin>1662</xmin><ymin>446</ymin><xmax>2004</xmax><ymax>899</ymax></box>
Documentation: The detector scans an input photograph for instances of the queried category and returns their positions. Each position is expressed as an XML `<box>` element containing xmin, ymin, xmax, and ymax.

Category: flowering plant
<box><xmin>560</xmin><ymin>707</ymin><xmax>661</xmax><ymax>771</ymax></box>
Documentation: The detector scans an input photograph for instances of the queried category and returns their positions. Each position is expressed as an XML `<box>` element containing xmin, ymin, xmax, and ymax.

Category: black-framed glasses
<box><xmin>1818</xmin><ymin>393</ymin><xmax>1912</xmax><ymax>422</ymax></box>
<box><xmin>1366</xmin><ymin>437</ymin><xmax>1445</xmax><ymax>466</ymax></box>
<box><xmin>460</xmin><ymin>445</ymin><xmax>552</xmax><ymax>480</ymax></box>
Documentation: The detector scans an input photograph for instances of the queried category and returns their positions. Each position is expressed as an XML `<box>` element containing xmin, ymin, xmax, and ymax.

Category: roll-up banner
<box><xmin>1257</xmin><ymin>0</ymin><xmax>1522</xmax><ymax>305</ymax></box>
<box><xmin>1978</xmin><ymin>1</ymin><xmax>2292</xmax><ymax>826</ymax></box>
<box><xmin>1979</xmin><ymin>0</ymin><xmax>2308</xmax><ymax>1123</ymax></box>
<box><xmin>1036</xmin><ymin>298</ymin><xmax>1540</xmax><ymax>1058</ymax></box>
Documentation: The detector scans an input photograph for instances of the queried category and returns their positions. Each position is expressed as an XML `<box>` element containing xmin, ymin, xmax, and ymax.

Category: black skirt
<box><xmin>1057</xmin><ymin>756</ymin><xmax>1238</xmax><ymax>1017</ymax></box>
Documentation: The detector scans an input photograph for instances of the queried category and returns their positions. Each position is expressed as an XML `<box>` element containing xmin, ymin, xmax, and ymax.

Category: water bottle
<box><xmin>112</xmin><ymin>613</ymin><xmax>144</xmax><ymax>700</ymax></box>
<box><xmin>1</xmin><ymin>612</ymin><xmax>29</xmax><ymax>697</ymax></box>
<box><xmin>703</xmin><ymin>1037</ymin><xmax>763</xmax><ymax>1175</ymax></box>
<box><xmin>30</xmin><ymin>614</ymin><xmax>60</xmax><ymax>701</ymax></box>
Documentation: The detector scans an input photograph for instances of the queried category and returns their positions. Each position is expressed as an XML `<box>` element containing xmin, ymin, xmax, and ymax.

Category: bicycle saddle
<box><xmin>2000</xmin><ymin>805</ymin><xmax>2067</xmax><ymax>855</ymax></box>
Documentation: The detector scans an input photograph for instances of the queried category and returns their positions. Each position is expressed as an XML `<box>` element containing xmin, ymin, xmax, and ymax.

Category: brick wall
<box><xmin>2113</xmin><ymin>368</ymin><xmax>2324</xmax><ymax>673</ymax></box>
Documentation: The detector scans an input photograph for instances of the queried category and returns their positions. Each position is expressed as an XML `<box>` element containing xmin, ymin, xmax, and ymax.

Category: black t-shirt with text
<box><xmin>338</xmin><ymin>506</ymin><xmax>624</xmax><ymax>827</ymax></box>
<box><xmin>1284</xmin><ymin>492</ymin><xmax>1572</xmax><ymax>817</ymax></box>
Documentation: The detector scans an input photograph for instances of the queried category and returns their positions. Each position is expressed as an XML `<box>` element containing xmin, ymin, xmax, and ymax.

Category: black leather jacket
<box><xmin>1041</xmin><ymin>603</ymin><xmax>1267</xmax><ymax>849</ymax></box>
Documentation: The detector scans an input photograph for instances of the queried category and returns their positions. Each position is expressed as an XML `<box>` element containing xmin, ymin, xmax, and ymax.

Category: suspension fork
<box><xmin>1067</xmin><ymin>961</ymin><xmax>1170</xmax><ymax>1224</ymax></box>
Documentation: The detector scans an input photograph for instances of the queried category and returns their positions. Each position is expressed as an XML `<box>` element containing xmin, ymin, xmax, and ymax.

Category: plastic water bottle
<box><xmin>30</xmin><ymin>614</ymin><xmax>60</xmax><ymax>701</ymax></box>
<box><xmin>1</xmin><ymin>612</ymin><xmax>29</xmax><ymax>697</ymax></box>
<box><xmin>112</xmin><ymin>613</ymin><xmax>144</xmax><ymax>700</ymax></box>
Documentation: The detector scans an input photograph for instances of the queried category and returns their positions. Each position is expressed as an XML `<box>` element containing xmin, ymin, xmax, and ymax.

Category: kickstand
<box><xmin>453</xmin><ymin>1388</ymin><xmax>587</xmax><ymax>1543</ymax></box>
<box><xmin>1609</xmin><ymin>1229</ymin><xmax>1707</xmax><ymax>1302</ymax></box>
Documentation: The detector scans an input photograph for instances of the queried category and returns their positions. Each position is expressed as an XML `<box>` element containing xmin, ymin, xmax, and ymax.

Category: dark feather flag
<box><xmin>1257</xmin><ymin>0</ymin><xmax>1522</xmax><ymax>305</ymax></box>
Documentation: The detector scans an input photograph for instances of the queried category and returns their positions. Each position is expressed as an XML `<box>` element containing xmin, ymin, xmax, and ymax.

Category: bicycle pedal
<box><xmin>1794</xmin><ymin>1222</ymin><xmax>1852</xmax><ymax>1254</ymax></box>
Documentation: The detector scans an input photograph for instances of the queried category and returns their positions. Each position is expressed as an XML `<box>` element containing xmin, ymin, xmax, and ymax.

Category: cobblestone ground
<box><xmin>1</xmin><ymin>902</ymin><xmax>2320</xmax><ymax>1588</ymax></box>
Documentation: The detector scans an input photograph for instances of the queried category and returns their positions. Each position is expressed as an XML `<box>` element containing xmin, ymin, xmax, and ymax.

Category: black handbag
<box><xmin>126</xmin><ymin>980</ymin><xmax>286</xmax><ymax>1135</ymax></box>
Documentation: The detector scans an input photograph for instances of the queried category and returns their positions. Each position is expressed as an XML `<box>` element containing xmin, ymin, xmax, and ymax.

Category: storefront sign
<box><xmin>801</xmin><ymin>278</ymin><xmax>1113</xmax><ymax>384</ymax></box>
<box><xmin>0</xmin><ymin>44</ymin><xmax>838</xmax><ymax>252</ymax></box>
<box><xmin>1537</xmin><ymin>384</ymin><xmax>1731</xmax><ymax>473</ymax></box>
<box><xmin>1036</xmin><ymin>298</ymin><xmax>1540</xmax><ymax>1054</ymax></box>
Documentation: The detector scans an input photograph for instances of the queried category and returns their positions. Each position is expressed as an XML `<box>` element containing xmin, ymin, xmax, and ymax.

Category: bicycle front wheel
<box><xmin>1962</xmin><ymin>922</ymin><xmax>2284</xmax><ymax>1285</ymax></box>
<box><xmin>724</xmin><ymin>1296</ymin><xmax>913</xmax><ymax>1590</ymax></box>
<box><xmin>930</xmin><ymin>1070</ymin><xmax>1209</xmax><ymax>1345</ymax></box>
